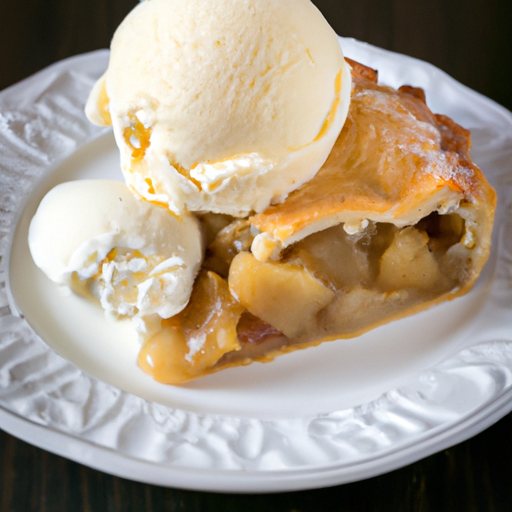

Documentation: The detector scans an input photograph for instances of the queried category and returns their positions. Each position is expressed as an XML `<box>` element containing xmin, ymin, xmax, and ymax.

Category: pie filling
<box><xmin>136</xmin><ymin>59</ymin><xmax>495</xmax><ymax>384</ymax></box>
<box><xmin>138</xmin><ymin>208</ymin><xmax>473</xmax><ymax>384</ymax></box>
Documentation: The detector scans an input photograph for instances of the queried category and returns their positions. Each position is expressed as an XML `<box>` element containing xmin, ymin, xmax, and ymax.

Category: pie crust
<box><xmin>138</xmin><ymin>60</ymin><xmax>496</xmax><ymax>384</ymax></box>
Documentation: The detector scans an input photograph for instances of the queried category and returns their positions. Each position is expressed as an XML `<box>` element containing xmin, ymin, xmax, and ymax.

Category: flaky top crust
<box><xmin>251</xmin><ymin>60</ymin><xmax>496</xmax><ymax>243</ymax></box>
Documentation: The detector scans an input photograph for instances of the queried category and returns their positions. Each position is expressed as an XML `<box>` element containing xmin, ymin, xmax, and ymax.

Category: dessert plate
<box><xmin>1</xmin><ymin>39</ymin><xmax>512</xmax><ymax>492</ymax></box>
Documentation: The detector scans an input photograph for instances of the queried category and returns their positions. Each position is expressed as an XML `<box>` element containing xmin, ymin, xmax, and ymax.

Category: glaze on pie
<box><xmin>138</xmin><ymin>60</ymin><xmax>496</xmax><ymax>384</ymax></box>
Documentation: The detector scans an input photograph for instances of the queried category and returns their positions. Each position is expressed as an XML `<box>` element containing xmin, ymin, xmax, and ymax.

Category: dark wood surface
<box><xmin>1</xmin><ymin>0</ymin><xmax>512</xmax><ymax>510</ymax></box>
<box><xmin>2</xmin><ymin>414</ymin><xmax>512</xmax><ymax>512</ymax></box>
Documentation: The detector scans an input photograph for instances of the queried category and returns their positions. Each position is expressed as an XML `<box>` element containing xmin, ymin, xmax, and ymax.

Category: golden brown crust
<box><xmin>227</xmin><ymin>60</ymin><xmax>497</xmax><ymax>367</ymax></box>
<box><xmin>346</xmin><ymin>58</ymin><xmax>378</xmax><ymax>83</ymax></box>
<box><xmin>251</xmin><ymin>64</ymin><xmax>496</xmax><ymax>241</ymax></box>
<box><xmin>139</xmin><ymin>59</ymin><xmax>497</xmax><ymax>383</ymax></box>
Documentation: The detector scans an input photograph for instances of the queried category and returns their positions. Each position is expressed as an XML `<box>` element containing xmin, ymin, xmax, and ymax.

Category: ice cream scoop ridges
<box><xmin>85</xmin><ymin>0</ymin><xmax>352</xmax><ymax>216</ymax></box>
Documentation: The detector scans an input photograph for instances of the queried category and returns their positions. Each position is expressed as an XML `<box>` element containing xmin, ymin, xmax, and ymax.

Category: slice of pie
<box><xmin>138</xmin><ymin>60</ymin><xmax>496</xmax><ymax>384</ymax></box>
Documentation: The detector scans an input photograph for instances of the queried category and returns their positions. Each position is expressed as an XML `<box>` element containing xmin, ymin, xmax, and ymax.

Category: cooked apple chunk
<box><xmin>377</xmin><ymin>226</ymin><xmax>442</xmax><ymax>290</ymax></box>
<box><xmin>229</xmin><ymin>251</ymin><xmax>335</xmax><ymax>339</ymax></box>
<box><xmin>138</xmin><ymin>271</ymin><xmax>244</xmax><ymax>383</ymax></box>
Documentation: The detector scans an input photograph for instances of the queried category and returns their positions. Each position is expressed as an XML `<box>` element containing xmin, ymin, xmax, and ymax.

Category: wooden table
<box><xmin>1</xmin><ymin>1</ymin><xmax>511</xmax><ymax>510</ymax></box>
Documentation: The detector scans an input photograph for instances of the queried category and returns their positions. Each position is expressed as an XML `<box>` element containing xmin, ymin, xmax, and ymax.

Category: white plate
<box><xmin>1</xmin><ymin>39</ymin><xmax>512</xmax><ymax>492</ymax></box>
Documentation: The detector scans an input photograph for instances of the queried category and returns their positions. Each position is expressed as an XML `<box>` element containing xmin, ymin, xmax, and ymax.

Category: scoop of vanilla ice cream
<box><xmin>29</xmin><ymin>180</ymin><xmax>203</xmax><ymax>323</ymax></box>
<box><xmin>85</xmin><ymin>0</ymin><xmax>351</xmax><ymax>217</ymax></box>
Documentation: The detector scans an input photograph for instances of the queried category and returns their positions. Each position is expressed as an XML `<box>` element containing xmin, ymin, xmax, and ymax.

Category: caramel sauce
<box><xmin>312</xmin><ymin>68</ymin><xmax>343</xmax><ymax>143</ymax></box>
<box><xmin>123</xmin><ymin>112</ymin><xmax>151</xmax><ymax>161</ymax></box>
<box><xmin>96</xmin><ymin>77</ymin><xmax>112</xmax><ymax>126</ymax></box>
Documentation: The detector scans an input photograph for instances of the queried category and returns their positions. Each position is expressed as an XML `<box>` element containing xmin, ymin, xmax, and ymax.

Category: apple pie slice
<box><xmin>139</xmin><ymin>60</ymin><xmax>496</xmax><ymax>384</ymax></box>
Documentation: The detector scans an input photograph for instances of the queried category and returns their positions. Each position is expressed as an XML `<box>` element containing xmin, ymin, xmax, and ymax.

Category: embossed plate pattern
<box><xmin>1</xmin><ymin>39</ymin><xmax>512</xmax><ymax>492</ymax></box>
